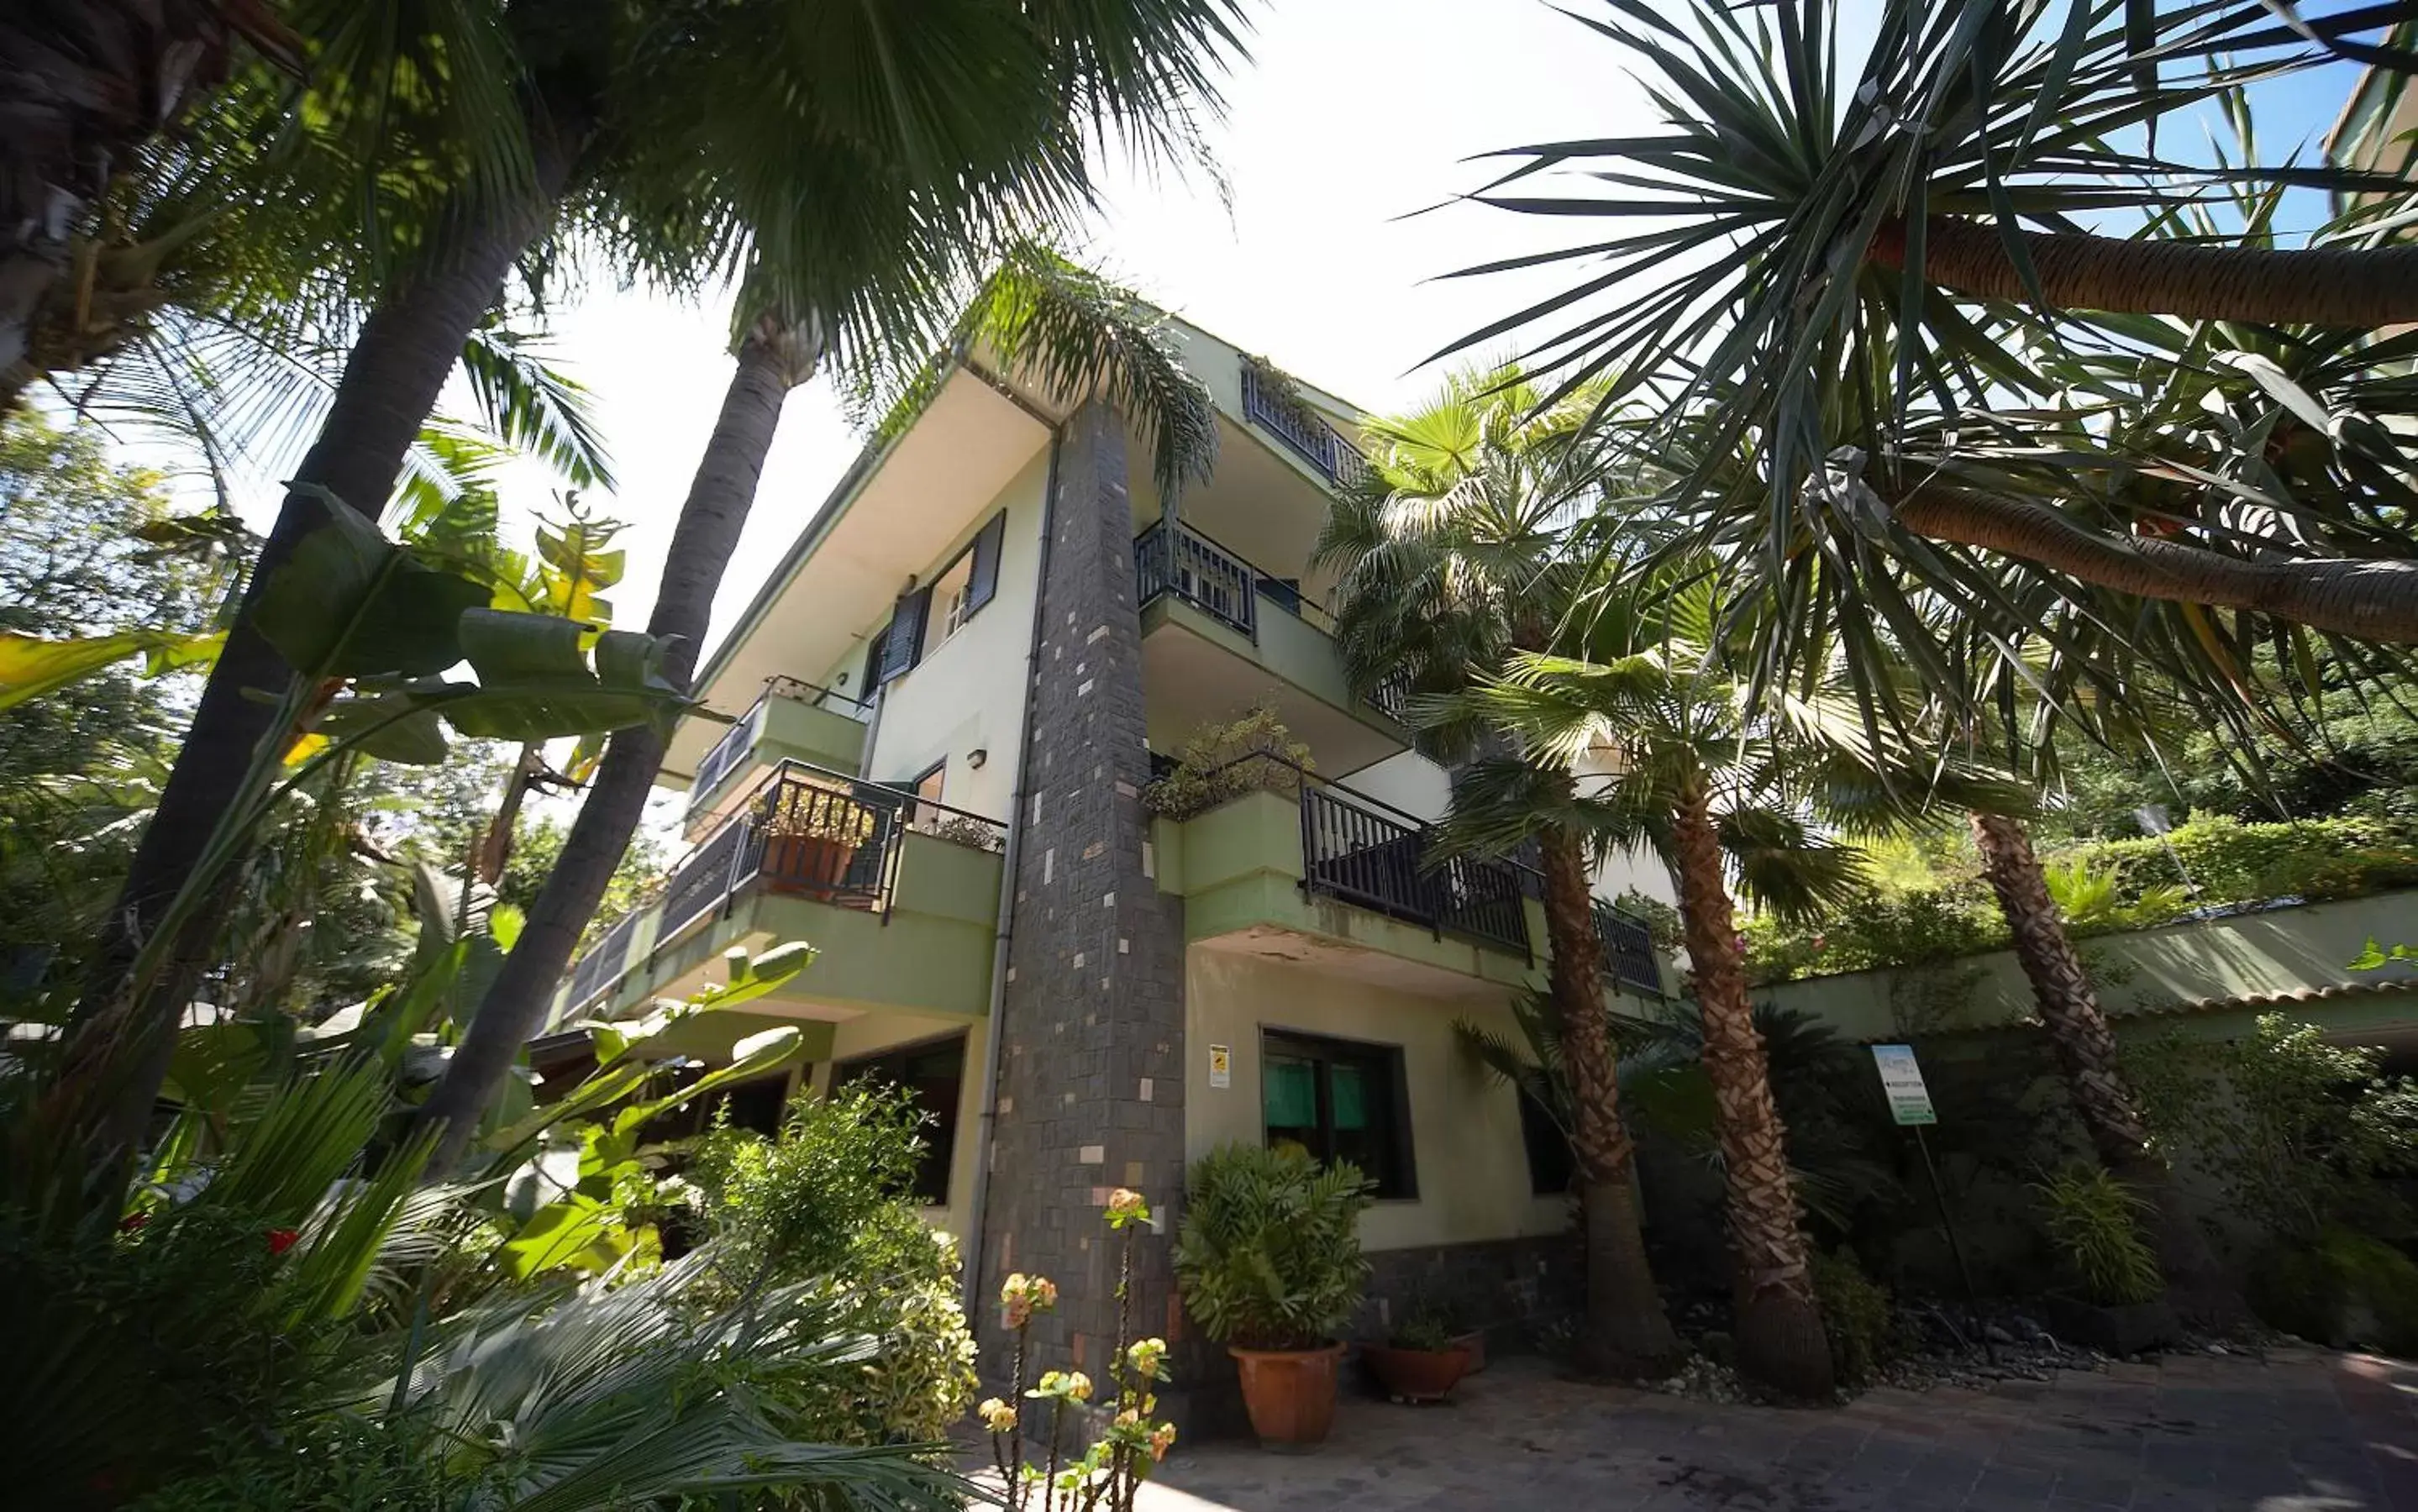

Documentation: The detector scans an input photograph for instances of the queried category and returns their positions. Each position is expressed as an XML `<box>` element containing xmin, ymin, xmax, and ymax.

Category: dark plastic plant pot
<box><xmin>2042</xmin><ymin>1292</ymin><xmax>2179</xmax><ymax>1355</ymax></box>
<box><xmin>1229</xmin><ymin>1343</ymin><xmax>1346</xmax><ymax>1449</ymax></box>
<box><xmin>1362</xmin><ymin>1343</ymin><xmax>1473</xmax><ymax>1404</ymax></box>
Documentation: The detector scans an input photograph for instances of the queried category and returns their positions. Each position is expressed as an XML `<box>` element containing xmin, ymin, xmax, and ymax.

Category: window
<box><xmin>1260</xmin><ymin>1030</ymin><xmax>1415</xmax><ymax>1199</ymax></box>
<box><xmin>1517</xmin><ymin>1092</ymin><xmax>1574</xmax><ymax>1196</ymax></box>
<box><xmin>832</xmin><ymin>1033</ymin><xmax>967</xmax><ymax>1206</ymax></box>
<box><xmin>928</xmin><ymin>550</ymin><xmax>975</xmax><ymax>645</ymax></box>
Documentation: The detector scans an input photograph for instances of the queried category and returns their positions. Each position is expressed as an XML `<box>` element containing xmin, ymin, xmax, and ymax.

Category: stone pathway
<box><xmin>1141</xmin><ymin>1349</ymin><xmax>2418</xmax><ymax>1510</ymax></box>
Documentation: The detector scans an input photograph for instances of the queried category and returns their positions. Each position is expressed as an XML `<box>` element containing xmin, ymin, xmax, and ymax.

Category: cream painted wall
<box><xmin>854</xmin><ymin>449</ymin><xmax>1051</xmax><ymax>823</ymax></box>
<box><xmin>1183</xmin><ymin>948</ymin><xmax>1570</xmax><ymax>1254</ymax></box>
<box><xmin>806</xmin><ymin>1010</ymin><xmax>990</xmax><ymax>1242</ymax></box>
<box><xmin>1342</xmin><ymin>748</ymin><xmax>1452</xmax><ymax>821</ymax></box>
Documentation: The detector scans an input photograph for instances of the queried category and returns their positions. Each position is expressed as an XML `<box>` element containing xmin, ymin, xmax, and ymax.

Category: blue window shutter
<box><xmin>964</xmin><ymin>511</ymin><xmax>1007</xmax><ymax>617</ymax></box>
<box><xmin>880</xmin><ymin>589</ymin><xmax>929</xmax><ymax>683</ymax></box>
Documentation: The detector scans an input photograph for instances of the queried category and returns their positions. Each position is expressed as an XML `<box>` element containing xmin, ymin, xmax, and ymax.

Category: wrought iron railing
<box><xmin>686</xmin><ymin>679</ymin><xmax>875</xmax><ymax>822</ymax></box>
<box><xmin>1159</xmin><ymin>751</ymin><xmax>1531</xmax><ymax>957</ymax></box>
<box><xmin>654</xmin><ymin>759</ymin><xmax>1007</xmax><ymax>948</ymax></box>
<box><xmin>1240</xmin><ymin>362</ymin><xmax>1369</xmax><ymax>490</ymax></box>
<box><xmin>1135</xmin><ymin>519</ymin><xmax>1257</xmax><ymax>638</ymax></box>
<box><xmin>565</xmin><ymin>908</ymin><xmax>642</xmax><ymax>1009</ymax></box>
<box><xmin>1366</xmin><ymin>669</ymin><xmax>1411</xmax><ymax>723</ymax></box>
<box><xmin>1593</xmin><ymin>900</ymin><xmax>1663</xmax><ymax>996</ymax></box>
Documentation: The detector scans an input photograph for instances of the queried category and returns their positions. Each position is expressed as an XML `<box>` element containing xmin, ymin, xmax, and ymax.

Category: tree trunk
<box><xmin>476</xmin><ymin>743</ymin><xmax>544</xmax><ymax>884</ymax></box>
<box><xmin>1882</xmin><ymin>475</ymin><xmax>2418</xmax><ymax>645</ymax></box>
<box><xmin>1967</xmin><ymin>811</ymin><xmax>2242</xmax><ymax>1327</ymax></box>
<box><xmin>1535</xmin><ymin>824</ymin><xmax>1680</xmax><ymax>1378</ymax></box>
<box><xmin>1872</xmin><ymin>213</ymin><xmax>2418</xmax><ymax>329</ymax></box>
<box><xmin>0</xmin><ymin>1</ymin><xmax>299</xmax><ymax>382</ymax></box>
<box><xmin>1668</xmin><ymin>774</ymin><xmax>1833</xmax><ymax>1399</ymax></box>
<box><xmin>420</xmin><ymin>323</ymin><xmax>817</xmax><ymax>1171</ymax></box>
<box><xmin>57</xmin><ymin>144</ymin><xmax>570</xmax><ymax>1165</ymax></box>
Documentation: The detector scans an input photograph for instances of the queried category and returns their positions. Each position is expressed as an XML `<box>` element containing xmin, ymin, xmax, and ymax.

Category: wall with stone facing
<box><xmin>980</xmin><ymin>402</ymin><xmax>1201</xmax><ymax>1420</ymax></box>
<box><xmin>1359</xmin><ymin>1232</ymin><xmax>1586</xmax><ymax>1347</ymax></box>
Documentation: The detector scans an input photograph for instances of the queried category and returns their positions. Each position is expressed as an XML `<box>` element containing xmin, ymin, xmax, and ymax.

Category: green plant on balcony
<box><xmin>924</xmin><ymin>813</ymin><xmax>1001</xmax><ymax>851</ymax></box>
<box><xmin>1143</xmin><ymin>705</ymin><xmax>1312</xmax><ymax>819</ymax></box>
<box><xmin>760</xmin><ymin>783</ymin><xmax>879</xmax><ymax>847</ymax></box>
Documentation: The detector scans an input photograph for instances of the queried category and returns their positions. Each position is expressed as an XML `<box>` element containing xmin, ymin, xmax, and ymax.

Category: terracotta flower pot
<box><xmin>1362</xmin><ymin>1343</ymin><xmax>1473</xmax><ymax>1404</ymax></box>
<box><xmin>765</xmin><ymin>834</ymin><xmax>857</xmax><ymax>895</ymax></box>
<box><xmin>1448</xmin><ymin>1329</ymin><xmax>1487</xmax><ymax>1374</ymax></box>
<box><xmin>1229</xmin><ymin>1342</ymin><xmax>1346</xmax><ymax>1449</ymax></box>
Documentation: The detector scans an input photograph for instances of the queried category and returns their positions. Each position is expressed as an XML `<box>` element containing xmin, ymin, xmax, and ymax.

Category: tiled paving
<box><xmin>1141</xmin><ymin>1348</ymin><xmax>2418</xmax><ymax>1510</ymax></box>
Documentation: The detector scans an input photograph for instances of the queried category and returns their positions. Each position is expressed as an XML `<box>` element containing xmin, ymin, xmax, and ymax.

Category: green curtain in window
<box><xmin>1264</xmin><ymin>1058</ymin><xmax>1317</xmax><ymax>1127</ymax></box>
<box><xmin>1330</xmin><ymin>1063</ymin><xmax>1367</xmax><ymax>1131</ymax></box>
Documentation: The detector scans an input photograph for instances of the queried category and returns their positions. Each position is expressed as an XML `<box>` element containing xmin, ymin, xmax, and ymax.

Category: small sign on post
<box><xmin>1871</xmin><ymin>1043</ymin><xmax>1937</xmax><ymax>1126</ymax></box>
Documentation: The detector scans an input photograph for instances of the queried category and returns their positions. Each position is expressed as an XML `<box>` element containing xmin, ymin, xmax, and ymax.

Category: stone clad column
<box><xmin>980</xmin><ymin>402</ymin><xmax>1199</xmax><ymax>1420</ymax></box>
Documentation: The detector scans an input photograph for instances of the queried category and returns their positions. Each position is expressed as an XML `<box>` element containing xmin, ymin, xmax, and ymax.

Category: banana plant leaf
<box><xmin>0</xmin><ymin>628</ymin><xmax>224</xmax><ymax>711</ymax></box>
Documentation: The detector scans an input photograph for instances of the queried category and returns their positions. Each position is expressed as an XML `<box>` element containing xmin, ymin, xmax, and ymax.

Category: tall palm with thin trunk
<box><xmin>423</xmin><ymin>249</ymin><xmax>1223</xmax><ymax>1165</ymax></box>
<box><xmin>1443</xmin><ymin>568</ymin><xmax>2021</xmax><ymax>1399</ymax></box>
<box><xmin>69</xmin><ymin>0</ymin><xmax>1250</xmax><ymax>1160</ymax></box>
<box><xmin>1317</xmin><ymin>370</ymin><xmax>1680</xmax><ymax>1376</ymax></box>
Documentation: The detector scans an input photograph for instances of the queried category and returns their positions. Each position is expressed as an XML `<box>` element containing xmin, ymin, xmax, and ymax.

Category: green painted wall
<box><xmin>1143</xmin><ymin>595</ymin><xmax>1396</xmax><ymax>748</ymax></box>
<box><xmin>1154</xmin><ymin>792</ymin><xmax>1536</xmax><ymax>990</ymax></box>
<box><xmin>759</xmin><ymin>696</ymin><xmax>868</xmax><ymax>775</ymax></box>
<box><xmin>1758</xmin><ymin>888</ymin><xmax>2418</xmax><ymax>1041</ymax></box>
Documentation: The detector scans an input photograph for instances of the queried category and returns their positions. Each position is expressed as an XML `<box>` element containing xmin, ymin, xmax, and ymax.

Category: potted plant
<box><xmin>758</xmin><ymin>780</ymin><xmax>879</xmax><ymax>894</ymax></box>
<box><xmin>1173</xmin><ymin>1143</ymin><xmax>1372</xmax><ymax>1450</ymax></box>
<box><xmin>2032</xmin><ymin>1163</ymin><xmax>2179</xmax><ymax>1353</ymax></box>
<box><xmin>1361</xmin><ymin>1300</ymin><xmax>1473</xmax><ymax>1404</ymax></box>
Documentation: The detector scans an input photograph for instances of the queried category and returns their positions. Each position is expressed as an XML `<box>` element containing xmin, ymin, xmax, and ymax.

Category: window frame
<box><xmin>1257</xmin><ymin>1027</ymin><xmax>1418</xmax><ymax>1200</ymax></box>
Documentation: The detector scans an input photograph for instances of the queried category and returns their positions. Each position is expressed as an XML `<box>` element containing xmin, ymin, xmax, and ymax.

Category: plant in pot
<box><xmin>1361</xmin><ymin>1299</ymin><xmax>1473</xmax><ymax>1404</ymax></box>
<box><xmin>1173</xmin><ymin>1143</ymin><xmax>1371</xmax><ymax>1450</ymax></box>
<box><xmin>758</xmin><ymin>780</ymin><xmax>880</xmax><ymax>894</ymax></box>
<box><xmin>2032</xmin><ymin>1163</ymin><xmax>2179</xmax><ymax>1353</ymax></box>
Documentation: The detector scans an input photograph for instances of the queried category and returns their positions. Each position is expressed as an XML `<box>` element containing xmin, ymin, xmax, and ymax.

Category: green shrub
<box><xmin>2125</xmin><ymin>1014</ymin><xmax>2418</xmax><ymax>1246</ymax></box>
<box><xmin>1143</xmin><ymin>705</ymin><xmax>1312</xmax><ymax>819</ymax></box>
<box><xmin>1742</xmin><ymin>885</ymin><xmax>2005</xmax><ymax>984</ymax></box>
<box><xmin>2250</xmin><ymin>1226</ymin><xmax>2418</xmax><ymax>1355</ymax></box>
<box><xmin>1173</xmin><ymin>1143</ymin><xmax>1371</xmax><ymax>1350</ymax></box>
<box><xmin>688</xmin><ymin>1085</ymin><xmax>978</xmax><ymax>1446</ymax></box>
<box><xmin>2031</xmin><ymin>1163</ymin><xmax>2163</xmax><ymax>1305</ymax></box>
<box><xmin>2063</xmin><ymin>814</ymin><xmax>2418</xmax><ymax>910</ymax></box>
<box><xmin>1809</xmin><ymin>1249</ymin><xmax>1897</xmax><ymax>1387</ymax></box>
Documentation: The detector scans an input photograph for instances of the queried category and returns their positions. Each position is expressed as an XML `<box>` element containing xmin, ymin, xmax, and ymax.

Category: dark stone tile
<box><xmin>1966</xmin><ymin>1464</ymin><xmax>2059</xmax><ymax>1506</ymax></box>
<box><xmin>2050</xmin><ymin>1468</ymin><xmax>2137</xmax><ymax>1508</ymax></box>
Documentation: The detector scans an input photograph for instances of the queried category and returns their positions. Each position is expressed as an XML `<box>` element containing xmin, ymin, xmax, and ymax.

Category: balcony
<box><xmin>1149</xmin><ymin>754</ymin><xmax>1664</xmax><ymax>998</ymax></box>
<box><xmin>684</xmin><ymin>678</ymin><xmax>873</xmax><ymax>835</ymax></box>
<box><xmin>1133</xmin><ymin>519</ymin><xmax>1407</xmax><ymax>775</ymax></box>
<box><xmin>1240</xmin><ymin>362</ymin><xmax>1369</xmax><ymax>491</ymax></box>
<box><xmin>561</xmin><ymin>760</ymin><xmax>1007</xmax><ymax>1026</ymax></box>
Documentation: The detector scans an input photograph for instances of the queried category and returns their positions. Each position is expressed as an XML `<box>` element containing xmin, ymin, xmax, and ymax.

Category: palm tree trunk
<box><xmin>58</xmin><ymin>144</ymin><xmax>571</xmax><ymax>1163</ymax></box>
<box><xmin>476</xmin><ymin>743</ymin><xmax>544</xmax><ymax>884</ymax></box>
<box><xmin>420</xmin><ymin>320</ymin><xmax>818</xmax><ymax>1170</ymax></box>
<box><xmin>1669</xmin><ymin>774</ymin><xmax>1833</xmax><ymax>1399</ymax></box>
<box><xmin>1873</xmin><ymin>214</ymin><xmax>2418</xmax><ymax>328</ymax></box>
<box><xmin>1883</xmin><ymin>475</ymin><xmax>2418</xmax><ymax>644</ymax></box>
<box><xmin>1535</xmin><ymin>824</ymin><xmax>1680</xmax><ymax>1377</ymax></box>
<box><xmin>1967</xmin><ymin>812</ymin><xmax>2242</xmax><ymax>1326</ymax></box>
<box><xmin>0</xmin><ymin>1</ymin><xmax>299</xmax><ymax>380</ymax></box>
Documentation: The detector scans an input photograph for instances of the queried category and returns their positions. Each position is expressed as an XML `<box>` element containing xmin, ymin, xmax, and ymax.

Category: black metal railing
<box><xmin>1135</xmin><ymin>519</ymin><xmax>1257</xmax><ymax>638</ymax></box>
<box><xmin>689</xmin><ymin>702</ymin><xmax>766</xmax><ymax>813</ymax></box>
<box><xmin>651</xmin><ymin>759</ymin><xmax>1008</xmax><ymax>948</ymax></box>
<box><xmin>1153</xmin><ymin>751</ymin><xmax>1532</xmax><ymax>957</ymax></box>
<box><xmin>565</xmin><ymin>909</ymin><xmax>642</xmax><ymax>1009</ymax></box>
<box><xmin>1366</xmin><ymin>669</ymin><xmax>1411</xmax><ymax>724</ymax></box>
<box><xmin>1593</xmin><ymin>900</ymin><xmax>1663</xmax><ymax>996</ymax></box>
<box><xmin>1241</xmin><ymin>363</ymin><xmax>1369</xmax><ymax>490</ymax></box>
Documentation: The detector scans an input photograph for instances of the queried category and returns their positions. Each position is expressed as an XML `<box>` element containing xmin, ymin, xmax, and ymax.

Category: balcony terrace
<box><xmin>556</xmin><ymin>760</ymin><xmax>1007</xmax><ymax>1034</ymax></box>
<box><xmin>1135</xmin><ymin>517</ymin><xmax>1408</xmax><ymax>776</ymax></box>
<box><xmin>682</xmin><ymin>677</ymin><xmax>874</xmax><ymax>837</ymax></box>
<box><xmin>1149</xmin><ymin>753</ymin><xmax>1660</xmax><ymax>999</ymax></box>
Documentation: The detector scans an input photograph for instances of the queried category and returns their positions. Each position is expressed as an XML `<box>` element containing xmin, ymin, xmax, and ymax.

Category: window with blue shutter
<box><xmin>879</xmin><ymin>588</ymin><xmax>928</xmax><ymax>683</ymax></box>
<box><xmin>964</xmin><ymin>510</ymin><xmax>1007</xmax><ymax>618</ymax></box>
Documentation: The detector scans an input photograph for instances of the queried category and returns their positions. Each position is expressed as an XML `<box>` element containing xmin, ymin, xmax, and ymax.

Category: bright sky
<box><xmin>187</xmin><ymin>0</ymin><xmax>2371</xmax><ymax>668</ymax></box>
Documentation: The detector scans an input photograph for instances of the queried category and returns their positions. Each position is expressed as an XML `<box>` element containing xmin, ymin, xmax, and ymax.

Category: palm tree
<box><xmin>0</xmin><ymin>1</ymin><xmax>300</xmax><ymax>376</ymax></box>
<box><xmin>1317</xmin><ymin>370</ymin><xmax>1683</xmax><ymax>1376</ymax></box>
<box><xmin>1449</xmin><ymin>0</ymin><xmax>2418</xmax><ymax>659</ymax></box>
<box><xmin>69</xmin><ymin>0</ymin><xmax>1251</xmax><ymax>1158</ymax></box>
<box><xmin>1442</xmin><ymin>568</ymin><xmax>2017</xmax><ymax>1399</ymax></box>
<box><xmin>420</xmin><ymin>249</ymin><xmax>1223</xmax><ymax>1165</ymax></box>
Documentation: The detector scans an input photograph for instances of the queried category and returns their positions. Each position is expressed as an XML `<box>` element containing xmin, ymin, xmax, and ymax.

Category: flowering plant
<box><xmin>985</xmin><ymin>1189</ymin><xmax>1178</xmax><ymax>1511</ymax></box>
